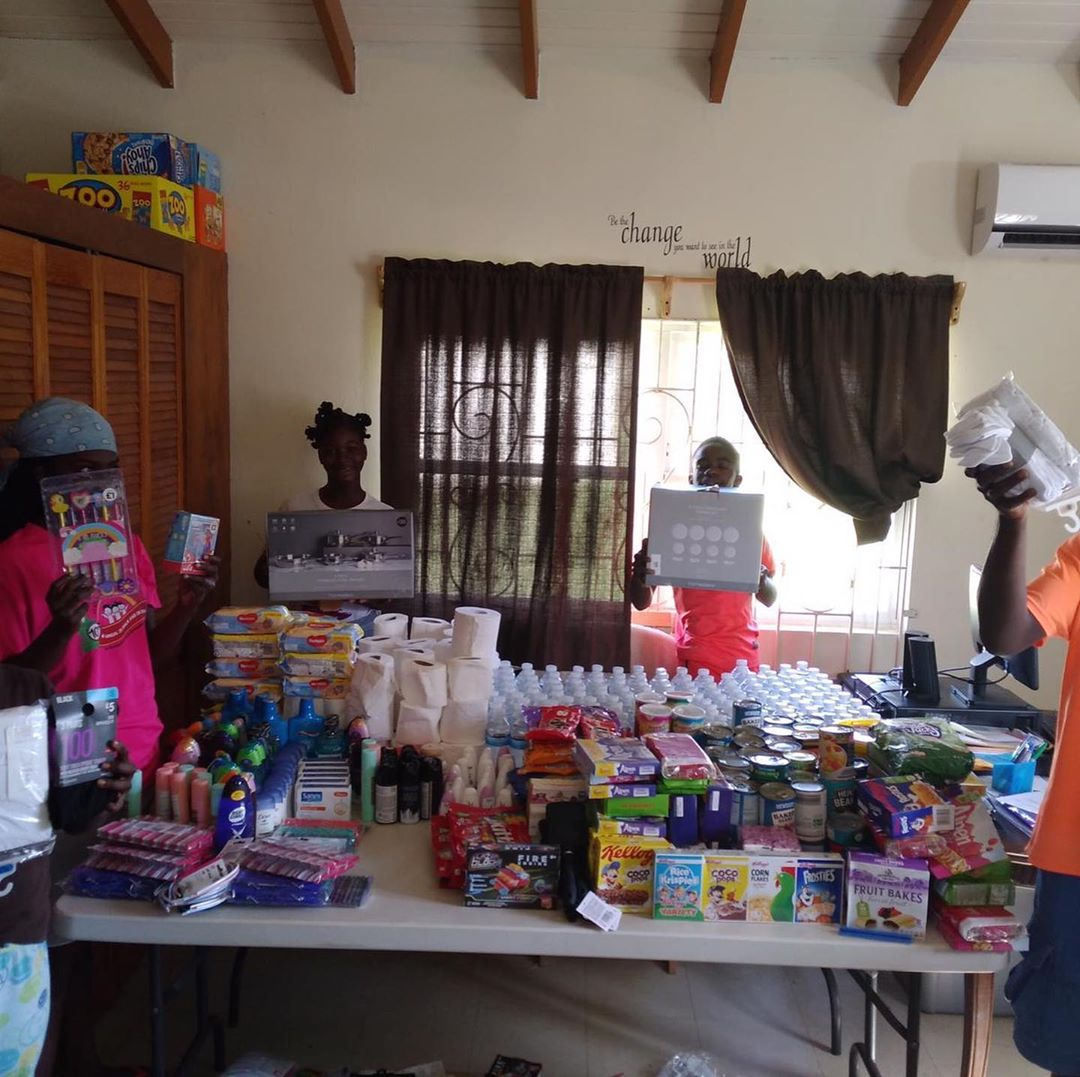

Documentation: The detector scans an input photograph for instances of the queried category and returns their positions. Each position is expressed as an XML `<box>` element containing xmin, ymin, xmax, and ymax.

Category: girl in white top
<box><xmin>254</xmin><ymin>401</ymin><xmax>390</xmax><ymax>586</ymax></box>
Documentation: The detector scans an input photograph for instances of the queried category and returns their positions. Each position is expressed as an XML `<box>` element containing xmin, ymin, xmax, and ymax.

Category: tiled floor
<box><xmin>97</xmin><ymin>949</ymin><xmax>1046</xmax><ymax>1076</ymax></box>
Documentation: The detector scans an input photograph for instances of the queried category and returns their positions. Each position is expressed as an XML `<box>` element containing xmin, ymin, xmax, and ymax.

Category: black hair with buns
<box><xmin>304</xmin><ymin>402</ymin><xmax>372</xmax><ymax>446</ymax></box>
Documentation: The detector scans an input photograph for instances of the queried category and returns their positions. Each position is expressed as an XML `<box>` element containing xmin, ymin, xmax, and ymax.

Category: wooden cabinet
<box><xmin>0</xmin><ymin>175</ymin><xmax>229</xmax><ymax>723</ymax></box>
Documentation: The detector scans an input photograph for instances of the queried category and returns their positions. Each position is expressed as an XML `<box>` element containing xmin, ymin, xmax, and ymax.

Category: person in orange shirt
<box><xmin>630</xmin><ymin>437</ymin><xmax>777</xmax><ymax>676</ymax></box>
<box><xmin>969</xmin><ymin>460</ymin><xmax>1080</xmax><ymax>1077</ymax></box>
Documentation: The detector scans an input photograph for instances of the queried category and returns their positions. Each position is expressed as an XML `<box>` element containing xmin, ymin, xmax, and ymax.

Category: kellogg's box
<box><xmin>653</xmin><ymin>851</ymin><xmax>706</xmax><ymax>920</ymax></box>
<box><xmin>26</xmin><ymin>174</ymin><xmax>194</xmax><ymax>243</ymax></box>
<box><xmin>794</xmin><ymin>856</ymin><xmax>844</xmax><ymax>925</ymax></box>
<box><xmin>73</xmin><ymin>132</ymin><xmax>193</xmax><ymax>185</ymax></box>
<box><xmin>701</xmin><ymin>853</ymin><xmax>750</xmax><ymax>922</ymax></box>
<box><xmin>195</xmin><ymin>186</ymin><xmax>226</xmax><ymax>251</ymax></box>
<box><xmin>591</xmin><ymin>832</ymin><xmax>670</xmax><ymax>913</ymax></box>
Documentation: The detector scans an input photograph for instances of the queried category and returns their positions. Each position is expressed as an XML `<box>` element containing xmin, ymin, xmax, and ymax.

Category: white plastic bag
<box><xmin>0</xmin><ymin>703</ymin><xmax>53</xmax><ymax>865</ymax></box>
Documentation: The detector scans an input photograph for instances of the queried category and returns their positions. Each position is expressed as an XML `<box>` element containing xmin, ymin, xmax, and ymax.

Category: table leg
<box><xmin>904</xmin><ymin>973</ymin><xmax>922</xmax><ymax>1077</ymax></box>
<box><xmin>229</xmin><ymin>947</ymin><xmax>249</xmax><ymax>1027</ymax></box>
<box><xmin>961</xmin><ymin>972</ymin><xmax>994</xmax><ymax>1077</ymax></box>
<box><xmin>821</xmin><ymin>968</ymin><xmax>842</xmax><ymax>1056</ymax></box>
<box><xmin>149</xmin><ymin>945</ymin><xmax>165</xmax><ymax>1077</ymax></box>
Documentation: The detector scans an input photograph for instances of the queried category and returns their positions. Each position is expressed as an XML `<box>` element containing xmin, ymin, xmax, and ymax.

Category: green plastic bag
<box><xmin>867</xmin><ymin>716</ymin><xmax>974</xmax><ymax>785</ymax></box>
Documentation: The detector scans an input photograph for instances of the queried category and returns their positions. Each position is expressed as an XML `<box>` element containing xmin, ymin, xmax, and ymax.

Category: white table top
<box><xmin>54</xmin><ymin>824</ymin><xmax>1009</xmax><ymax>976</ymax></box>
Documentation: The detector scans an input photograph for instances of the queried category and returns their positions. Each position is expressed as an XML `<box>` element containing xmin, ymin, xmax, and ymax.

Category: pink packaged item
<box><xmin>525</xmin><ymin>706</ymin><xmax>582</xmax><ymax>743</ymax></box>
<box><xmin>936</xmin><ymin>916</ymin><xmax>1015</xmax><ymax>953</ymax></box>
<box><xmin>740</xmin><ymin>825</ymin><xmax>801</xmax><ymax>855</ymax></box>
<box><xmin>935</xmin><ymin>903</ymin><xmax>1025</xmax><ymax>944</ymax></box>
<box><xmin>223</xmin><ymin>838</ymin><xmax>357</xmax><ymax>883</ymax></box>
<box><xmin>873</xmin><ymin>800</ymin><xmax>1005</xmax><ymax>880</ymax></box>
<box><xmin>644</xmin><ymin>732</ymin><xmax>718</xmax><ymax>780</ymax></box>
<box><xmin>97</xmin><ymin>817</ymin><xmax>215</xmax><ymax>859</ymax></box>
<box><xmin>84</xmin><ymin>844</ymin><xmax>193</xmax><ymax>881</ymax></box>
<box><xmin>578</xmin><ymin>707</ymin><xmax>622</xmax><ymax>739</ymax></box>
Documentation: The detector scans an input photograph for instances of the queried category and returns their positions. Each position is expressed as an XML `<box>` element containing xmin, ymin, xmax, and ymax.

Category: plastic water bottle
<box><xmin>509</xmin><ymin>709</ymin><xmax>528</xmax><ymax>768</ymax></box>
<box><xmin>541</xmin><ymin>665</ymin><xmax>563</xmax><ymax>697</ymax></box>
<box><xmin>651</xmin><ymin>667</ymin><xmax>671</xmax><ymax>694</ymax></box>
<box><xmin>485</xmin><ymin>706</ymin><xmax>510</xmax><ymax>750</ymax></box>
<box><xmin>672</xmin><ymin>666</ymin><xmax>694</xmax><ymax>693</ymax></box>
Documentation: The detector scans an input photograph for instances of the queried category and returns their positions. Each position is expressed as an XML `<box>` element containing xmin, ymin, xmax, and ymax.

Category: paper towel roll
<box><xmin>410</xmin><ymin>616</ymin><xmax>451</xmax><ymax>641</ymax></box>
<box><xmin>451</xmin><ymin>607</ymin><xmax>501</xmax><ymax>659</ymax></box>
<box><xmin>447</xmin><ymin>656</ymin><xmax>492</xmax><ymax>703</ymax></box>
<box><xmin>346</xmin><ymin>653</ymin><xmax>396</xmax><ymax>740</ymax></box>
<box><xmin>393</xmin><ymin>642</ymin><xmax>434</xmax><ymax>684</ymax></box>
<box><xmin>398</xmin><ymin>656</ymin><xmax>449</xmax><ymax>708</ymax></box>
<box><xmin>373</xmin><ymin>613</ymin><xmax>409</xmax><ymax>642</ymax></box>
<box><xmin>440</xmin><ymin>700</ymin><xmax>487</xmax><ymax>746</ymax></box>
<box><xmin>358</xmin><ymin>635</ymin><xmax>397</xmax><ymax>656</ymax></box>
<box><xmin>395</xmin><ymin>702</ymin><xmax>442</xmax><ymax>747</ymax></box>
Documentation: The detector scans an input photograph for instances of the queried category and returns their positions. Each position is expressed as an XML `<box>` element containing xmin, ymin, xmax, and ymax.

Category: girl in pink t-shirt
<box><xmin>0</xmin><ymin>398</ymin><xmax>218</xmax><ymax>772</ymax></box>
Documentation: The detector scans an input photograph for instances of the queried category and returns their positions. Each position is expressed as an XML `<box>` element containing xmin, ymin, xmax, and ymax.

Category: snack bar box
<box><xmin>195</xmin><ymin>186</ymin><xmax>226</xmax><ymax>251</ymax></box>
<box><xmin>26</xmin><ymin>174</ymin><xmax>195</xmax><ymax>243</ymax></box>
<box><xmin>73</xmin><ymin>132</ymin><xmax>194</xmax><ymax>185</ymax></box>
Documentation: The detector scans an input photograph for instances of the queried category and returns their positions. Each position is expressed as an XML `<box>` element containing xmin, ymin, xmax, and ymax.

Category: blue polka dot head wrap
<box><xmin>0</xmin><ymin>397</ymin><xmax>117</xmax><ymax>489</ymax></box>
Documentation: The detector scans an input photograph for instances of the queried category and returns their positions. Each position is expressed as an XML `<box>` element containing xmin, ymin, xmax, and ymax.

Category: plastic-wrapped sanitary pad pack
<box><xmin>947</xmin><ymin>375</ymin><xmax>1080</xmax><ymax>530</ymax></box>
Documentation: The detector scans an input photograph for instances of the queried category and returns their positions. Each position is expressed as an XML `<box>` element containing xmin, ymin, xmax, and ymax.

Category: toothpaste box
<box><xmin>846</xmin><ymin>852</ymin><xmax>930</xmax><ymax>939</ymax></box>
<box><xmin>794</xmin><ymin>855</ymin><xmax>844</xmax><ymax>925</ymax></box>
<box><xmin>163</xmin><ymin>512</ymin><xmax>219</xmax><ymax>575</ymax></box>
<box><xmin>857</xmin><ymin>777</ymin><xmax>952</xmax><ymax>838</ymax></box>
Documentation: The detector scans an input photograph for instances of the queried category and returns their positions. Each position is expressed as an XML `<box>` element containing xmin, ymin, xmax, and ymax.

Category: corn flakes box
<box><xmin>701</xmin><ymin>853</ymin><xmax>750</xmax><ymax>922</ymax></box>
<box><xmin>72</xmin><ymin>131</ymin><xmax>193</xmax><ymax>184</ymax></box>
<box><xmin>26</xmin><ymin>174</ymin><xmax>194</xmax><ymax>243</ymax></box>
<box><xmin>195</xmin><ymin>186</ymin><xmax>225</xmax><ymax>251</ymax></box>
<box><xmin>746</xmin><ymin>857</ymin><xmax>797</xmax><ymax>922</ymax></box>
<box><xmin>590</xmin><ymin>832</ymin><xmax>670</xmax><ymax>913</ymax></box>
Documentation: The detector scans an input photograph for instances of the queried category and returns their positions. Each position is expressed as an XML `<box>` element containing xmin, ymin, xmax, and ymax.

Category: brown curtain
<box><xmin>714</xmin><ymin>267</ymin><xmax>953</xmax><ymax>543</ymax></box>
<box><xmin>381</xmin><ymin>258</ymin><xmax>643</xmax><ymax>668</ymax></box>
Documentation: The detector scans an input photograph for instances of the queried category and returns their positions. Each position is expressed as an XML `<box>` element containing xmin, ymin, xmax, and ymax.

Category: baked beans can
<box><xmin>783</xmin><ymin>750</ymin><xmax>818</xmax><ymax>772</ymax></box>
<box><xmin>671</xmin><ymin>703</ymin><xmax>707</xmax><ymax>735</ymax></box>
<box><xmin>733</xmin><ymin>699</ymin><xmax>764</xmax><ymax>725</ymax></box>
<box><xmin>823</xmin><ymin>766</ymin><xmax>857</xmax><ymax>817</ymax></box>
<box><xmin>759</xmin><ymin>782</ymin><xmax>797</xmax><ymax>828</ymax></box>
<box><xmin>748</xmin><ymin>752</ymin><xmax>790</xmax><ymax>784</ymax></box>
<box><xmin>728</xmin><ymin>776</ymin><xmax>759</xmax><ymax>826</ymax></box>
<box><xmin>819</xmin><ymin>725</ymin><xmax>855</xmax><ymax>774</ymax></box>
<box><xmin>765</xmin><ymin>737</ymin><xmax>803</xmax><ymax>755</ymax></box>
<box><xmin>792</xmin><ymin>780</ymin><xmax>827</xmax><ymax>843</ymax></box>
<box><xmin>636</xmin><ymin>703</ymin><xmax>672</xmax><ymax>738</ymax></box>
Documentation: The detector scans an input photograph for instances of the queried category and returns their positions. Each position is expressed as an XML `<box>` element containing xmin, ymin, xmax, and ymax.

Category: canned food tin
<box><xmin>636</xmin><ymin>703</ymin><xmax>672</xmax><ymax>738</ymax></box>
<box><xmin>732</xmin><ymin>728</ymin><xmax>767</xmax><ymax>750</ymax></box>
<box><xmin>728</xmin><ymin>776</ymin><xmax>760</xmax><ymax>826</ymax></box>
<box><xmin>733</xmin><ymin>699</ymin><xmax>764</xmax><ymax>725</ymax></box>
<box><xmin>634</xmin><ymin>690</ymin><xmax>665</xmax><ymax>718</ymax></box>
<box><xmin>715</xmin><ymin>753</ymin><xmax>751</xmax><ymax>774</ymax></box>
<box><xmin>765</xmin><ymin>737</ymin><xmax>802</xmax><ymax>755</ymax></box>
<box><xmin>819</xmin><ymin>725</ymin><xmax>855</xmax><ymax>774</ymax></box>
<box><xmin>748</xmin><ymin>752</ymin><xmax>790</xmax><ymax>784</ymax></box>
<box><xmin>759</xmin><ymin>782</ymin><xmax>797</xmax><ymax>828</ymax></box>
<box><xmin>792</xmin><ymin>780</ymin><xmax>826</xmax><ymax>843</ymax></box>
<box><xmin>697</xmin><ymin>723</ymin><xmax>733</xmax><ymax>750</ymax></box>
<box><xmin>791</xmin><ymin>727</ymin><xmax>821</xmax><ymax>750</ymax></box>
<box><xmin>826</xmin><ymin>810</ymin><xmax>867</xmax><ymax>849</ymax></box>
<box><xmin>665</xmin><ymin>690</ymin><xmax>695</xmax><ymax>708</ymax></box>
<box><xmin>822</xmin><ymin>766</ymin><xmax>857</xmax><ymax>817</ymax></box>
<box><xmin>762</xmin><ymin>719</ymin><xmax>795</xmax><ymax>735</ymax></box>
<box><xmin>671</xmin><ymin>703</ymin><xmax>707</xmax><ymax>734</ymax></box>
<box><xmin>783</xmin><ymin>750</ymin><xmax>818</xmax><ymax>772</ymax></box>
<box><xmin>798</xmin><ymin>715</ymin><xmax>827</xmax><ymax>728</ymax></box>
<box><xmin>787</xmin><ymin>769</ymin><xmax>818</xmax><ymax>785</ymax></box>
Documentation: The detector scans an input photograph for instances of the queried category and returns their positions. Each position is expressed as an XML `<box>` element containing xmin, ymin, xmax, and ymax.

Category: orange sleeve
<box><xmin>761</xmin><ymin>535</ymin><xmax>776</xmax><ymax>576</ymax></box>
<box><xmin>1026</xmin><ymin>535</ymin><xmax>1080</xmax><ymax>641</ymax></box>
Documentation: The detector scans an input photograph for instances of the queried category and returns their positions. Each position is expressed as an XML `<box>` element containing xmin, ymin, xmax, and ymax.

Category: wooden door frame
<box><xmin>0</xmin><ymin>174</ymin><xmax>231</xmax><ymax>599</ymax></box>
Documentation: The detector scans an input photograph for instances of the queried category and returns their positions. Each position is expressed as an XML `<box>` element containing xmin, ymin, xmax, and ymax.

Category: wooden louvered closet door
<box><xmin>0</xmin><ymin>228</ymin><xmax>185</xmax><ymax>607</ymax></box>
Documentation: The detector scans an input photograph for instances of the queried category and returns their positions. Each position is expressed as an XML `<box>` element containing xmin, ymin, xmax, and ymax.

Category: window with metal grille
<box><xmin>633</xmin><ymin>319</ymin><xmax>916</xmax><ymax>674</ymax></box>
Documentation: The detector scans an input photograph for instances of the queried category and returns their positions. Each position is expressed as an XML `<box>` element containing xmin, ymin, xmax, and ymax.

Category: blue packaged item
<box><xmin>228</xmin><ymin>869</ymin><xmax>330</xmax><ymax>907</ymax></box>
<box><xmin>668</xmin><ymin>793</ymin><xmax>700</xmax><ymax>848</ymax></box>
<box><xmin>701</xmin><ymin>783</ymin><xmax>735</xmax><ymax>845</ymax></box>
<box><xmin>64</xmin><ymin>865</ymin><xmax>159</xmax><ymax>901</ymax></box>
<box><xmin>794</xmin><ymin>856</ymin><xmax>845</xmax><ymax>925</ymax></box>
<box><xmin>289</xmin><ymin>699</ymin><xmax>324</xmax><ymax>756</ymax></box>
<box><xmin>214</xmin><ymin>774</ymin><xmax>254</xmax><ymax>852</ymax></box>
<box><xmin>190</xmin><ymin>144</ymin><xmax>222</xmax><ymax>193</ymax></box>
<box><xmin>72</xmin><ymin>132</ymin><xmax>193</xmax><ymax>185</ymax></box>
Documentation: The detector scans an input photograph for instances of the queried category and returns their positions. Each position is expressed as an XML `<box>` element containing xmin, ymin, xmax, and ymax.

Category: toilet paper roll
<box><xmin>395</xmin><ymin>702</ymin><xmax>442</xmax><ymax>747</ymax></box>
<box><xmin>451</xmin><ymin>607</ymin><xmax>501</xmax><ymax>659</ymax></box>
<box><xmin>440</xmin><ymin>700</ymin><xmax>488</xmax><ymax>746</ymax></box>
<box><xmin>346</xmin><ymin>653</ymin><xmax>396</xmax><ymax>741</ymax></box>
<box><xmin>447</xmin><ymin>656</ymin><xmax>492</xmax><ymax>703</ymax></box>
<box><xmin>373</xmin><ymin>613</ymin><xmax>409</xmax><ymax>642</ymax></box>
<box><xmin>410</xmin><ymin>616</ymin><xmax>451</xmax><ymax>641</ymax></box>
<box><xmin>393</xmin><ymin>642</ymin><xmax>435</xmax><ymax>684</ymax></box>
<box><xmin>398</xmin><ymin>656</ymin><xmax>449</xmax><ymax>708</ymax></box>
<box><xmin>358</xmin><ymin>635</ymin><xmax>397</xmax><ymax>656</ymax></box>
<box><xmin>433</xmin><ymin>639</ymin><xmax>455</xmax><ymax>665</ymax></box>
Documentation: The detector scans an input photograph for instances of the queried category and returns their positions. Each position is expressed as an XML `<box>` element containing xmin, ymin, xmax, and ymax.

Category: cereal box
<box><xmin>588</xmin><ymin>782</ymin><xmax>657</xmax><ymax>801</ymax></box>
<box><xmin>464</xmin><ymin>844</ymin><xmax>561</xmax><ymax>909</ymax></box>
<box><xmin>25</xmin><ymin>174</ymin><xmax>194</xmax><ymax>242</ymax></box>
<box><xmin>846</xmin><ymin>852</ymin><xmax>930</xmax><ymax>938</ymax></box>
<box><xmin>190</xmin><ymin>144</ymin><xmax>222</xmax><ymax>192</ymax></box>
<box><xmin>73</xmin><ymin>132</ymin><xmax>193</xmax><ymax>184</ymax></box>
<box><xmin>591</xmin><ymin>832</ymin><xmax>671</xmax><ymax>913</ymax></box>
<box><xmin>574</xmin><ymin>738</ymin><xmax>659</xmax><ymax>782</ymax></box>
<box><xmin>195</xmin><ymin>185</ymin><xmax>225</xmax><ymax>251</ymax></box>
<box><xmin>164</xmin><ymin>511</ymin><xmax>219</xmax><ymax>575</ymax></box>
<box><xmin>794</xmin><ymin>856</ymin><xmax>844</xmax><ymax>925</ymax></box>
<box><xmin>594</xmin><ymin>816</ymin><xmax>667</xmax><ymax>839</ymax></box>
<box><xmin>701</xmin><ymin>853</ymin><xmax>750</xmax><ymax>921</ymax></box>
<box><xmin>857</xmin><ymin>777</ymin><xmax>952</xmax><ymax>839</ymax></box>
<box><xmin>653</xmin><ymin>851</ymin><xmax>706</xmax><ymax>920</ymax></box>
<box><xmin>746</xmin><ymin>857</ymin><xmax>797</xmax><ymax>922</ymax></box>
<box><xmin>872</xmin><ymin>800</ymin><xmax>1005</xmax><ymax>880</ymax></box>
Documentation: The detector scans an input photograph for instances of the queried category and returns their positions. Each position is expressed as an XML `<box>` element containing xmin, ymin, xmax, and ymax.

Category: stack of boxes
<box><xmin>279</xmin><ymin>619</ymin><xmax>364</xmax><ymax>711</ymax></box>
<box><xmin>26</xmin><ymin>131</ymin><xmax>225</xmax><ymax>250</ymax></box>
<box><xmin>205</xmin><ymin>606</ymin><xmax>290</xmax><ymax>706</ymax></box>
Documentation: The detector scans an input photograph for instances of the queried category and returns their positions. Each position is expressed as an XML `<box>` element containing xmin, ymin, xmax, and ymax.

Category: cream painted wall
<box><xmin>3</xmin><ymin>39</ymin><xmax>1079</xmax><ymax>706</ymax></box>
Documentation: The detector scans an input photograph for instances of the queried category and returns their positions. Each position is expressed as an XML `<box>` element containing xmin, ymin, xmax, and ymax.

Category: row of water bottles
<box><xmin>483</xmin><ymin>657</ymin><xmax>875</xmax><ymax>759</ymax></box>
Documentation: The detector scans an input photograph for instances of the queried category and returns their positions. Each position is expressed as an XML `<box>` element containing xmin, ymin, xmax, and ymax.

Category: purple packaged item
<box><xmin>668</xmin><ymin>793</ymin><xmax>700</xmax><ymax>848</ymax></box>
<box><xmin>701</xmin><ymin>782</ymin><xmax>735</xmax><ymax>845</ymax></box>
<box><xmin>846</xmin><ymin>852</ymin><xmax>930</xmax><ymax>938</ymax></box>
<box><xmin>574</xmin><ymin>737</ymin><xmax>660</xmax><ymax>782</ymax></box>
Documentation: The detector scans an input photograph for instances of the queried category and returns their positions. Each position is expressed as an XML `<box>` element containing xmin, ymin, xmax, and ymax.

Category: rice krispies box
<box><xmin>26</xmin><ymin>174</ymin><xmax>194</xmax><ymax>242</ymax></box>
<box><xmin>73</xmin><ymin>132</ymin><xmax>194</xmax><ymax>184</ymax></box>
<box><xmin>653</xmin><ymin>852</ymin><xmax>750</xmax><ymax>922</ymax></box>
<box><xmin>591</xmin><ymin>833</ymin><xmax>670</xmax><ymax>913</ymax></box>
<box><xmin>846</xmin><ymin>852</ymin><xmax>930</xmax><ymax>938</ymax></box>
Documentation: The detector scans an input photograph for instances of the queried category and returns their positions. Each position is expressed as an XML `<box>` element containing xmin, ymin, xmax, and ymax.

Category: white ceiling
<box><xmin>3</xmin><ymin>0</ymin><xmax>1080</xmax><ymax>63</ymax></box>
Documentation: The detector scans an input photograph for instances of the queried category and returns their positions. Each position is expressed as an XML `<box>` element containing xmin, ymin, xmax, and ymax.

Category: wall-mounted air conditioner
<box><xmin>972</xmin><ymin>163</ymin><xmax>1080</xmax><ymax>255</ymax></box>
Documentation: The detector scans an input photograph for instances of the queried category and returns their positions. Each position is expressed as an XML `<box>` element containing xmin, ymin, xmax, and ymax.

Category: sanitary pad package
<box><xmin>947</xmin><ymin>375</ymin><xmax>1080</xmax><ymax>527</ymax></box>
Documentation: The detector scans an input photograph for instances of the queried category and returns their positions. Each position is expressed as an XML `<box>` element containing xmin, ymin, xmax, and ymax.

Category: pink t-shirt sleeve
<box><xmin>135</xmin><ymin>538</ymin><xmax>162</xmax><ymax>610</ymax></box>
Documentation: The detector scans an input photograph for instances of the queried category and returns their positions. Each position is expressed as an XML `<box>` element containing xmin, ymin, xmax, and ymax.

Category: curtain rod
<box><xmin>377</xmin><ymin>265</ymin><xmax>967</xmax><ymax>326</ymax></box>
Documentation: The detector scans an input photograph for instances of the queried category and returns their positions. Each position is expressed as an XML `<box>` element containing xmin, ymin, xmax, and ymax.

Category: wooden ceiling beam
<box><xmin>708</xmin><ymin>0</ymin><xmax>748</xmax><ymax>104</ymax></box>
<box><xmin>897</xmin><ymin>0</ymin><xmax>971</xmax><ymax>106</ymax></box>
<box><xmin>312</xmin><ymin>0</ymin><xmax>356</xmax><ymax>94</ymax></box>
<box><xmin>519</xmin><ymin>0</ymin><xmax>539</xmax><ymax>99</ymax></box>
<box><xmin>103</xmin><ymin>0</ymin><xmax>173</xmax><ymax>88</ymax></box>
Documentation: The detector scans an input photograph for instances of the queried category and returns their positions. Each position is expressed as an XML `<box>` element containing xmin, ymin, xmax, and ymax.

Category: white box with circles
<box><xmin>645</xmin><ymin>485</ymin><xmax>764</xmax><ymax>593</ymax></box>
